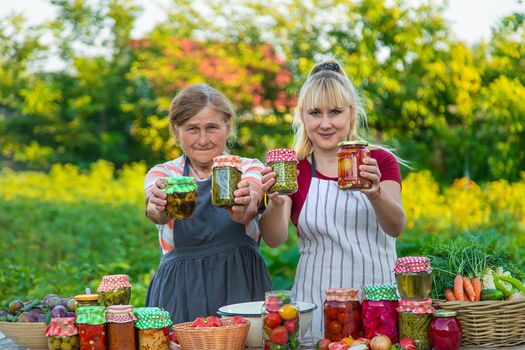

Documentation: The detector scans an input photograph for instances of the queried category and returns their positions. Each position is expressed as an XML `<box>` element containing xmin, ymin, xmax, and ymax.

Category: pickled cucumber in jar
<box><xmin>163</xmin><ymin>176</ymin><xmax>198</xmax><ymax>219</ymax></box>
<box><xmin>211</xmin><ymin>155</ymin><xmax>242</xmax><ymax>208</ymax></box>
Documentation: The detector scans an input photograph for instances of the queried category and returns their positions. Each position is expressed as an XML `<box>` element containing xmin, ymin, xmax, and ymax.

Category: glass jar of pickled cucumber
<box><xmin>134</xmin><ymin>307</ymin><xmax>172</xmax><ymax>350</ymax></box>
<box><xmin>74</xmin><ymin>294</ymin><xmax>100</xmax><ymax>315</ymax></box>
<box><xmin>45</xmin><ymin>317</ymin><xmax>79</xmax><ymax>350</ymax></box>
<box><xmin>211</xmin><ymin>155</ymin><xmax>242</xmax><ymax>208</ymax></box>
<box><xmin>397</xmin><ymin>299</ymin><xmax>434</xmax><ymax>350</ymax></box>
<box><xmin>106</xmin><ymin>305</ymin><xmax>137</xmax><ymax>350</ymax></box>
<box><xmin>262</xmin><ymin>290</ymin><xmax>300</xmax><ymax>350</ymax></box>
<box><xmin>76</xmin><ymin>306</ymin><xmax>107</xmax><ymax>350</ymax></box>
<box><xmin>362</xmin><ymin>285</ymin><xmax>399</xmax><ymax>343</ymax></box>
<box><xmin>265</xmin><ymin>148</ymin><xmax>298</xmax><ymax>195</ymax></box>
<box><xmin>97</xmin><ymin>274</ymin><xmax>132</xmax><ymax>306</ymax></box>
<box><xmin>163</xmin><ymin>176</ymin><xmax>198</xmax><ymax>219</ymax></box>
<box><xmin>337</xmin><ymin>140</ymin><xmax>372</xmax><ymax>190</ymax></box>
<box><xmin>324</xmin><ymin>288</ymin><xmax>362</xmax><ymax>342</ymax></box>
<box><xmin>394</xmin><ymin>257</ymin><xmax>433</xmax><ymax>300</ymax></box>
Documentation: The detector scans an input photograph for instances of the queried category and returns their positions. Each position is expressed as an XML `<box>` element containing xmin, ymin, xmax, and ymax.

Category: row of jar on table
<box><xmin>165</xmin><ymin>142</ymin><xmax>372</xmax><ymax>219</ymax></box>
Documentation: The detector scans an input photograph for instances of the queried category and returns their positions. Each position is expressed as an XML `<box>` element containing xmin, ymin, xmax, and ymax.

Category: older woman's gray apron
<box><xmin>292</xmin><ymin>154</ymin><xmax>397</xmax><ymax>340</ymax></box>
<box><xmin>146</xmin><ymin>156</ymin><xmax>272</xmax><ymax>323</ymax></box>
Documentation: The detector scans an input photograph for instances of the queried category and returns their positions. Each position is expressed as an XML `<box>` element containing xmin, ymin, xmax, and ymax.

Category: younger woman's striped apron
<box><xmin>291</xmin><ymin>154</ymin><xmax>397</xmax><ymax>340</ymax></box>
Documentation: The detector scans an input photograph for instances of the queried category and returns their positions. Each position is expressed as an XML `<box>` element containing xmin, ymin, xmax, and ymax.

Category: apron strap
<box><xmin>182</xmin><ymin>154</ymin><xmax>191</xmax><ymax>177</ymax></box>
<box><xmin>311</xmin><ymin>153</ymin><xmax>317</xmax><ymax>178</ymax></box>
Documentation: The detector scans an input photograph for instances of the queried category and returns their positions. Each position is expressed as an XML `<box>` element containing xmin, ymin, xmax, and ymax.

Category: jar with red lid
<box><xmin>394</xmin><ymin>256</ymin><xmax>433</xmax><ymax>300</ymax></box>
<box><xmin>362</xmin><ymin>285</ymin><xmax>399</xmax><ymax>343</ymax></box>
<box><xmin>76</xmin><ymin>306</ymin><xmax>107</xmax><ymax>350</ymax></box>
<box><xmin>45</xmin><ymin>317</ymin><xmax>79</xmax><ymax>350</ymax></box>
<box><xmin>430</xmin><ymin>309</ymin><xmax>461</xmax><ymax>350</ymax></box>
<box><xmin>265</xmin><ymin>148</ymin><xmax>298</xmax><ymax>195</ymax></box>
<box><xmin>106</xmin><ymin>305</ymin><xmax>137</xmax><ymax>350</ymax></box>
<box><xmin>261</xmin><ymin>290</ymin><xmax>300</xmax><ymax>350</ymax></box>
<box><xmin>397</xmin><ymin>299</ymin><xmax>434</xmax><ymax>350</ymax></box>
<box><xmin>211</xmin><ymin>155</ymin><xmax>242</xmax><ymax>208</ymax></box>
<box><xmin>337</xmin><ymin>141</ymin><xmax>372</xmax><ymax>190</ymax></box>
<box><xmin>323</xmin><ymin>288</ymin><xmax>362</xmax><ymax>341</ymax></box>
<box><xmin>97</xmin><ymin>274</ymin><xmax>132</xmax><ymax>307</ymax></box>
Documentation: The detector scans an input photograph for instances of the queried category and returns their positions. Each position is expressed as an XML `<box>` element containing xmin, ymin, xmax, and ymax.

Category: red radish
<box><xmin>231</xmin><ymin>315</ymin><xmax>247</xmax><ymax>325</ymax></box>
<box><xmin>315</xmin><ymin>338</ymin><xmax>331</xmax><ymax>350</ymax></box>
<box><xmin>190</xmin><ymin>316</ymin><xmax>207</xmax><ymax>328</ymax></box>
<box><xmin>400</xmin><ymin>338</ymin><xmax>416</xmax><ymax>350</ymax></box>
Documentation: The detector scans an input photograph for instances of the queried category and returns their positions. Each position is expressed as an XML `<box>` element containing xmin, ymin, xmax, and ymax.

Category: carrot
<box><xmin>472</xmin><ymin>277</ymin><xmax>482</xmax><ymax>302</ymax></box>
<box><xmin>463</xmin><ymin>276</ymin><xmax>476</xmax><ymax>302</ymax></box>
<box><xmin>454</xmin><ymin>274</ymin><xmax>466</xmax><ymax>301</ymax></box>
<box><xmin>444</xmin><ymin>288</ymin><xmax>456</xmax><ymax>301</ymax></box>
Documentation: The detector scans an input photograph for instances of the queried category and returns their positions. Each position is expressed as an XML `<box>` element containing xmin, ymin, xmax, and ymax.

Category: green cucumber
<box><xmin>480</xmin><ymin>288</ymin><xmax>504</xmax><ymax>301</ymax></box>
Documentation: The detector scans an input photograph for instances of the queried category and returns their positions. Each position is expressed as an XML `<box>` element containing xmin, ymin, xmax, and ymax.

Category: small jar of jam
<box><xmin>97</xmin><ymin>274</ymin><xmax>132</xmax><ymax>307</ymax></box>
<box><xmin>211</xmin><ymin>155</ymin><xmax>242</xmax><ymax>208</ymax></box>
<box><xmin>324</xmin><ymin>288</ymin><xmax>362</xmax><ymax>342</ymax></box>
<box><xmin>134</xmin><ymin>307</ymin><xmax>172</xmax><ymax>350</ymax></box>
<box><xmin>394</xmin><ymin>257</ymin><xmax>433</xmax><ymax>300</ymax></box>
<box><xmin>397</xmin><ymin>299</ymin><xmax>434</xmax><ymax>350</ymax></box>
<box><xmin>74</xmin><ymin>294</ymin><xmax>100</xmax><ymax>315</ymax></box>
<box><xmin>45</xmin><ymin>317</ymin><xmax>80</xmax><ymax>350</ymax></box>
<box><xmin>362</xmin><ymin>284</ymin><xmax>399</xmax><ymax>343</ymax></box>
<box><xmin>265</xmin><ymin>148</ymin><xmax>298</xmax><ymax>195</ymax></box>
<box><xmin>106</xmin><ymin>305</ymin><xmax>137</xmax><ymax>350</ymax></box>
<box><xmin>76</xmin><ymin>306</ymin><xmax>107</xmax><ymax>350</ymax></box>
<box><xmin>261</xmin><ymin>290</ymin><xmax>300</xmax><ymax>350</ymax></box>
<box><xmin>430</xmin><ymin>309</ymin><xmax>461</xmax><ymax>350</ymax></box>
<box><xmin>163</xmin><ymin>176</ymin><xmax>198</xmax><ymax>219</ymax></box>
<box><xmin>337</xmin><ymin>140</ymin><xmax>372</xmax><ymax>190</ymax></box>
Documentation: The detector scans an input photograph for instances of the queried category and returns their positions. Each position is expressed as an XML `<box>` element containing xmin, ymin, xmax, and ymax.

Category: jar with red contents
<box><xmin>323</xmin><ymin>288</ymin><xmax>362</xmax><ymax>342</ymax></box>
<box><xmin>261</xmin><ymin>290</ymin><xmax>300</xmax><ymax>350</ymax></box>
<box><xmin>134</xmin><ymin>307</ymin><xmax>172</xmax><ymax>350</ymax></box>
<box><xmin>336</xmin><ymin>141</ymin><xmax>372</xmax><ymax>190</ymax></box>
<box><xmin>97</xmin><ymin>274</ymin><xmax>132</xmax><ymax>307</ymax></box>
<box><xmin>105</xmin><ymin>305</ymin><xmax>137</xmax><ymax>350</ymax></box>
<box><xmin>362</xmin><ymin>285</ymin><xmax>399</xmax><ymax>343</ymax></box>
<box><xmin>76</xmin><ymin>306</ymin><xmax>107</xmax><ymax>350</ymax></box>
<box><xmin>430</xmin><ymin>309</ymin><xmax>461</xmax><ymax>350</ymax></box>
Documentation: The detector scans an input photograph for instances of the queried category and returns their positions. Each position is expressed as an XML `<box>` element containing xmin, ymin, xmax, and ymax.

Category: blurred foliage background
<box><xmin>1</xmin><ymin>0</ymin><xmax>524</xmax><ymax>305</ymax></box>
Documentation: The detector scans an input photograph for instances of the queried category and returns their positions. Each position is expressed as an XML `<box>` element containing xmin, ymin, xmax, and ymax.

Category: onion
<box><xmin>370</xmin><ymin>335</ymin><xmax>392</xmax><ymax>350</ymax></box>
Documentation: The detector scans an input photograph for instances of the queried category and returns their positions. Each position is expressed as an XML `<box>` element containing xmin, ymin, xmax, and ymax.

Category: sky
<box><xmin>1</xmin><ymin>0</ymin><xmax>524</xmax><ymax>45</ymax></box>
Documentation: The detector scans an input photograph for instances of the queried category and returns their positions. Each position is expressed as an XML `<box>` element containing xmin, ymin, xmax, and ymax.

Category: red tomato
<box><xmin>337</xmin><ymin>312</ymin><xmax>350</xmax><ymax>325</ymax></box>
<box><xmin>231</xmin><ymin>315</ymin><xmax>247</xmax><ymax>325</ymax></box>
<box><xmin>264</xmin><ymin>312</ymin><xmax>282</xmax><ymax>329</ymax></box>
<box><xmin>327</xmin><ymin>320</ymin><xmax>342</xmax><ymax>335</ymax></box>
<box><xmin>325</xmin><ymin>308</ymin><xmax>339</xmax><ymax>320</ymax></box>
<box><xmin>328</xmin><ymin>341</ymin><xmax>348</xmax><ymax>350</ymax></box>
<box><xmin>315</xmin><ymin>338</ymin><xmax>331</xmax><ymax>350</ymax></box>
<box><xmin>190</xmin><ymin>317</ymin><xmax>207</xmax><ymax>328</ymax></box>
<box><xmin>270</xmin><ymin>325</ymin><xmax>289</xmax><ymax>345</ymax></box>
<box><xmin>284</xmin><ymin>319</ymin><xmax>298</xmax><ymax>334</ymax></box>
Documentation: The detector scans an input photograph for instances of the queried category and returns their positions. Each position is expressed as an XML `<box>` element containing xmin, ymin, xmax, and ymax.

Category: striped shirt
<box><xmin>144</xmin><ymin>154</ymin><xmax>264</xmax><ymax>255</ymax></box>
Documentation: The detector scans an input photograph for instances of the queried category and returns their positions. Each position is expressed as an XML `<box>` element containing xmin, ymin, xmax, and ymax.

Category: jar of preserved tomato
<box><xmin>74</xmin><ymin>294</ymin><xmax>100</xmax><ymax>315</ymax></box>
<box><xmin>45</xmin><ymin>317</ymin><xmax>79</xmax><ymax>350</ymax></box>
<box><xmin>337</xmin><ymin>140</ymin><xmax>372</xmax><ymax>190</ymax></box>
<box><xmin>97</xmin><ymin>274</ymin><xmax>132</xmax><ymax>307</ymax></box>
<box><xmin>323</xmin><ymin>288</ymin><xmax>362</xmax><ymax>342</ymax></box>
<box><xmin>106</xmin><ymin>305</ymin><xmax>137</xmax><ymax>350</ymax></box>
<box><xmin>265</xmin><ymin>148</ymin><xmax>298</xmax><ymax>195</ymax></box>
<box><xmin>211</xmin><ymin>155</ymin><xmax>242</xmax><ymax>208</ymax></box>
<box><xmin>134</xmin><ymin>307</ymin><xmax>172</xmax><ymax>350</ymax></box>
<box><xmin>261</xmin><ymin>290</ymin><xmax>300</xmax><ymax>350</ymax></box>
<box><xmin>163</xmin><ymin>176</ymin><xmax>198</xmax><ymax>219</ymax></box>
<box><xmin>430</xmin><ymin>309</ymin><xmax>461</xmax><ymax>350</ymax></box>
<box><xmin>397</xmin><ymin>299</ymin><xmax>434</xmax><ymax>350</ymax></box>
<box><xmin>76</xmin><ymin>306</ymin><xmax>107</xmax><ymax>350</ymax></box>
<box><xmin>394</xmin><ymin>256</ymin><xmax>433</xmax><ymax>300</ymax></box>
<box><xmin>362</xmin><ymin>284</ymin><xmax>399</xmax><ymax>343</ymax></box>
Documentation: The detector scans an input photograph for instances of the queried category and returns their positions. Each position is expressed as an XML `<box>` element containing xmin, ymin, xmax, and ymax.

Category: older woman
<box><xmin>144</xmin><ymin>84</ymin><xmax>271</xmax><ymax>323</ymax></box>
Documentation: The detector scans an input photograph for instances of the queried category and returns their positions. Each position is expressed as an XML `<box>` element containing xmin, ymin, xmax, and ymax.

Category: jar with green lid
<box><xmin>211</xmin><ymin>155</ymin><xmax>242</xmax><ymax>208</ymax></box>
<box><xmin>74</xmin><ymin>294</ymin><xmax>100</xmax><ymax>315</ymax></box>
<box><xmin>265</xmin><ymin>148</ymin><xmax>298</xmax><ymax>195</ymax></box>
<box><xmin>163</xmin><ymin>176</ymin><xmax>198</xmax><ymax>219</ymax></box>
<box><xmin>397</xmin><ymin>299</ymin><xmax>434</xmax><ymax>350</ymax></box>
<box><xmin>394</xmin><ymin>257</ymin><xmax>433</xmax><ymax>300</ymax></box>
<box><xmin>106</xmin><ymin>305</ymin><xmax>137</xmax><ymax>350</ymax></box>
<box><xmin>97</xmin><ymin>274</ymin><xmax>132</xmax><ymax>306</ymax></box>
<box><xmin>45</xmin><ymin>316</ymin><xmax>79</xmax><ymax>350</ymax></box>
<box><xmin>362</xmin><ymin>284</ymin><xmax>399</xmax><ymax>343</ymax></box>
<box><xmin>76</xmin><ymin>306</ymin><xmax>107</xmax><ymax>350</ymax></box>
<box><xmin>134</xmin><ymin>307</ymin><xmax>172</xmax><ymax>350</ymax></box>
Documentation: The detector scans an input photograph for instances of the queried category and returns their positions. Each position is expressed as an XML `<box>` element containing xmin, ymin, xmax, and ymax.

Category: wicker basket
<box><xmin>435</xmin><ymin>298</ymin><xmax>525</xmax><ymax>348</ymax></box>
<box><xmin>172</xmin><ymin>318</ymin><xmax>250</xmax><ymax>350</ymax></box>
<box><xmin>0</xmin><ymin>321</ymin><xmax>48</xmax><ymax>350</ymax></box>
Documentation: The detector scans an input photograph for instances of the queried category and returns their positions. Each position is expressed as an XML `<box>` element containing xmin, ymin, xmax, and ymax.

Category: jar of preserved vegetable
<box><xmin>324</xmin><ymin>288</ymin><xmax>362</xmax><ymax>342</ymax></box>
<box><xmin>74</xmin><ymin>294</ymin><xmax>100</xmax><ymax>315</ymax></box>
<box><xmin>362</xmin><ymin>284</ymin><xmax>399</xmax><ymax>343</ymax></box>
<box><xmin>45</xmin><ymin>317</ymin><xmax>79</xmax><ymax>350</ymax></box>
<box><xmin>211</xmin><ymin>155</ymin><xmax>242</xmax><ymax>208</ymax></box>
<box><xmin>394</xmin><ymin>256</ymin><xmax>433</xmax><ymax>300</ymax></box>
<box><xmin>76</xmin><ymin>306</ymin><xmax>107</xmax><ymax>350</ymax></box>
<box><xmin>163</xmin><ymin>176</ymin><xmax>198</xmax><ymax>219</ymax></box>
<box><xmin>262</xmin><ymin>290</ymin><xmax>300</xmax><ymax>350</ymax></box>
<box><xmin>397</xmin><ymin>299</ymin><xmax>434</xmax><ymax>350</ymax></box>
<box><xmin>429</xmin><ymin>309</ymin><xmax>461</xmax><ymax>350</ymax></box>
<box><xmin>97</xmin><ymin>274</ymin><xmax>132</xmax><ymax>306</ymax></box>
<box><xmin>265</xmin><ymin>148</ymin><xmax>298</xmax><ymax>195</ymax></box>
<box><xmin>337</xmin><ymin>140</ymin><xmax>372</xmax><ymax>190</ymax></box>
<box><xmin>134</xmin><ymin>307</ymin><xmax>172</xmax><ymax>350</ymax></box>
<box><xmin>106</xmin><ymin>305</ymin><xmax>137</xmax><ymax>350</ymax></box>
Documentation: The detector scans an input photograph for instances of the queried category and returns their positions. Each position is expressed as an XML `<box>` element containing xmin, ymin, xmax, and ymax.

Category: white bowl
<box><xmin>217</xmin><ymin>300</ymin><xmax>317</xmax><ymax>347</ymax></box>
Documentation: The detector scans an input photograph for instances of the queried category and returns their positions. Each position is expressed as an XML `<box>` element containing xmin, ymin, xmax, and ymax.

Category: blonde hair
<box><xmin>169</xmin><ymin>84</ymin><xmax>237</xmax><ymax>144</ymax></box>
<box><xmin>292</xmin><ymin>61</ymin><xmax>367</xmax><ymax>160</ymax></box>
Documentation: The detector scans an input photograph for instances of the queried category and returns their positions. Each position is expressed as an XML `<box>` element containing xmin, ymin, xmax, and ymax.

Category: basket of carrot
<box><xmin>428</xmin><ymin>237</ymin><xmax>525</xmax><ymax>347</ymax></box>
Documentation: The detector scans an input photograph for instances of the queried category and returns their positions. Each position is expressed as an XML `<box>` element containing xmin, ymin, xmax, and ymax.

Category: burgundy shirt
<box><xmin>289</xmin><ymin>149</ymin><xmax>402</xmax><ymax>226</ymax></box>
